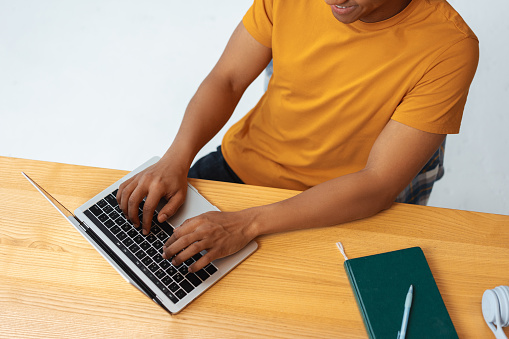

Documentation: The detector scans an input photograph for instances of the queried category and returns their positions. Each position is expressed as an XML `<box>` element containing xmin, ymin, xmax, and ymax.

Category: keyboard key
<box><xmin>146</xmin><ymin>248</ymin><xmax>158</xmax><ymax>258</ymax></box>
<box><xmin>166</xmin><ymin>292</ymin><xmax>179</xmax><ymax>304</ymax></box>
<box><xmin>152</xmin><ymin>215</ymin><xmax>160</xmax><ymax>224</ymax></box>
<box><xmin>110</xmin><ymin>226</ymin><xmax>121</xmax><ymax>234</ymax></box>
<box><xmin>97</xmin><ymin>200</ymin><xmax>107</xmax><ymax>208</ymax></box>
<box><xmin>157</xmin><ymin>232</ymin><xmax>169</xmax><ymax>242</ymax></box>
<box><xmin>142</xmin><ymin>256</ymin><xmax>153</xmax><ymax>266</ymax></box>
<box><xmin>162</xmin><ymin>276</ymin><xmax>173</xmax><ymax>286</ymax></box>
<box><xmin>129</xmin><ymin>244</ymin><xmax>140</xmax><ymax>253</ymax></box>
<box><xmin>152</xmin><ymin>255</ymin><xmax>163</xmax><ymax>264</ymax></box>
<box><xmin>88</xmin><ymin>205</ymin><xmax>102</xmax><ymax>216</ymax></box>
<box><xmin>117</xmin><ymin>232</ymin><xmax>127</xmax><ymax>241</ymax></box>
<box><xmin>122</xmin><ymin>237</ymin><xmax>134</xmax><ymax>247</ymax></box>
<box><xmin>166</xmin><ymin>228</ymin><xmax>174</xmax><ymax>237</ymax></box>
<box><xmin>133</xmin><ymin>235</ymin><xmax>144</xmax><ymax>244</ymax></box>
<box><xmin>120</xmin><ymin>222</ymin><xmax>131</xmax><ymax>231</ymax></box>
<box><xmin>186</xmin><ymin>273</ymin><xmax>202</xmax><ymax>287</ymax></box>
<box><xmin>178</xmin><ymin>265</ymin><xmax>189</xmax><ymax>275</ymax></box>
<box><xmin>140</xmin><ymin>241</ymin><xmax>150</xmax><ymax>251</ymax></box>
<box><xmin>155</xmin><ymin>269</ymin><xmax>166</xmax><ymax>279</ymax></box>
<box><xmin>166</xmin><ymin>266</ymin><xmax>177</xmax><ymax>276</ymax></box>
<box><xmin>135</xmin><ymin>250</ymin><xmax>146</xmax><ymax>260</ymax></box>
<box><xmin>98</xmin><ymin>213</ymin><xmax>108</xmax><ymax>222</ymax></box>
<box><xmin>108</xmin><ymin>211</ymin><xmax>120</xmax><ymax>220</ymax></box>
<box><xmin>205</xmin><ymin>264</ymin><xmax>218</xmax><ymax>276</ymax></box>
<box><xmin>169</xmin><ymin>282</ymin><xmax>179</xmax><ymax>292</ymax></box>
<box><xmin>175</xmin><ymin>289</ymin><xmax>187</xmax><ymax>299</ymax></box>
<box><xmin>184</xmin><ymin>258</ymin><xmax>194</xmax><ymax>266</ymax></box>
<box><xmin>105</xmin><ymin>194</ymin><xmax>117</xmax><ymax>206</ymax></box>
<box><xmin>195</xmin><ymin>269</ymin><xmax>210</xmax><ymax>281</ymax></box>
<box><xmin>180</xmin><ymin>280</ymin><xmax>194</xmax><ymax>293</ymax></box>
<box><xmin>153</xmin><ymin>240</ymin><xmax>163</xmax><ymax>249</ymax></box>
<box><xmin>151</xmin><ymin>225</ymin><xmax>161</xmax><ymax>234</ymax></box>
<box><xmin>113</xmin><ymin>216</ymin><xmax>125</xmax><ymax>226</ymax></box>
<box><xmin>127</xmin><ymin>229</ymin><xmax>138</xmax><ymax>238</ymax></box>
<box><xmin>103</xmin><ymin>205</ymin><xmax>113</xmax><ymax>214</ymax></box>
<box><xmin>173</xmin><ymin>273</ymin><xmax>184</xmax><ymax>283</ymax></box>
<box><xmin>104</xmin><ymin>219</ymin><xmax>115</xmax><ymax>229</ymax></box>
<box><xmin>148</xmin><ymin>263</ymin><xmax>160</xmax><ymax>273</ymax></box>
<box><xmin>159</xmin><ymin>260</ymin><xmax>171</xmax><ymax>270</ymax></box>
<box><xmin>146</xmin><ymin>234</ymin><xmax>157</xmax><ymax>243</ymax></box>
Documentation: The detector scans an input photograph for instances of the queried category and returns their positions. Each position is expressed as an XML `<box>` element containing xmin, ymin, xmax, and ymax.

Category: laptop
<box><xmin>23</xmin><ymin>156</ymin><xmax>258</xmax><ymax>314</ymax></box>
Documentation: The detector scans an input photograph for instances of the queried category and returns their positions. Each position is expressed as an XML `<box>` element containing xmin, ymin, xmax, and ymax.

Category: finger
<box><xmin>162</xmin><ymin>233</ymin><xmax>199</xmax><ymax>261</ymax></box>
<box><xmin>118</xmin><ymin>178</ymin><xmax>138</xmax><ymax>218</ymax></box>
<box><xmin>171</xmin><ymin>241</ymin><xmax>206</xmax><ymax>267</ymax></box>
<box><xmin>127</xmin><ymin>185</ymin><xmax>148</xmax><ymax>228</ymax></box>
<box><xmin>158</xmin><ymin>190</ymin><xmax>186</xmax><ymax>223</ymax></box>
<box><xmin>163</xmin><ymin>217</ymin><xmax>197</xmax><ymax>247</ymax></box>
<box><xmin>116</xmin><ymin>176</ymin><xmax>135</xmax><ymax>205</ymax></box>
<box><xmin>142</xmin><ymin>188</ymin><xmax>165</xmax><ymax>235</ymax></box>
<box><xmin>188</xmin><ymin>251</ymin><xmax>215</xmax><ymax>273</ymax></box>
<box><xmin>162</xmin><ymin>227</ymin><xmax>203</xmax><ymax>260</ymax></box>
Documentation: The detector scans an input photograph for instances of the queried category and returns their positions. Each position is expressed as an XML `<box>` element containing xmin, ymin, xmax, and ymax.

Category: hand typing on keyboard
<box><xmin>116</xmin><ymin>153</ymin><xmax>262</xmax><ymax>273</ymax></box>
<box><xmin>161</xmin><ymin>210</ymin><xmax>259</xmax><ymax>273</ymax></box>
<box><xmin>116</xmin><ymin>156</ymin><xmax>189</xmax><ymax>235</ymax></box>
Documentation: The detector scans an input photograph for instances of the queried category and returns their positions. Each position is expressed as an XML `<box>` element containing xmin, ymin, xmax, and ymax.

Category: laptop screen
<box><xmin>22</xmin><ymin>172</ymin><xmax>75</xmax><ymax>219</ymax></box>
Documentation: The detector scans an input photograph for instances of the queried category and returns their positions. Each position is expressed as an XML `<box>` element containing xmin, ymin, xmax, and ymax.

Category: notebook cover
<box><xmin>344</xmin><ymin>247</ymin><xmax>458</xmax><ymax>339</ymax></box>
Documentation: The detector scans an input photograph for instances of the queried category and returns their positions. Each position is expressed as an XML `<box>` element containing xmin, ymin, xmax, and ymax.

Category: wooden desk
<box><xmin>1</xmin><ymin>156</ymin><xmax>508</xmax><ymax>338</ymax></box>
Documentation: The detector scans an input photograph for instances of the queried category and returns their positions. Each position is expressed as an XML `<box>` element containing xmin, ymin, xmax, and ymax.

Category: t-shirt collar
<box><xmin>349</xmin><ymin>0</ymin><xmax>420</xmax><ymax>31</ymax></box>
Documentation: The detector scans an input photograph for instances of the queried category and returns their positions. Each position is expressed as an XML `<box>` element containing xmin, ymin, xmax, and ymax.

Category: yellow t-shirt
<box><xmin>222</xmin><ymin>0</ymin><xmax>479</xmax><ymax>191</ymax></box>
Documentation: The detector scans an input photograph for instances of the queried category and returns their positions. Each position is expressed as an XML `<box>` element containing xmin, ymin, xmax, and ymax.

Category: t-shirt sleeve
<box><xmin>391</xmin><ymin>37</ymin><xmax>479</xmax><ymax>134</ymax></box>
<box><xmin>242</xmin><ymin>0</ymin><xmax>274</xmax><ymax>48</ymax></box>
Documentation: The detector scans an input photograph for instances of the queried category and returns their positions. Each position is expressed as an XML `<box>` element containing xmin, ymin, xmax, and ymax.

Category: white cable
<box><xmin>336</xmin><ymin>242</ymin><xmax>349</xmax><ymax>261</ymax></box>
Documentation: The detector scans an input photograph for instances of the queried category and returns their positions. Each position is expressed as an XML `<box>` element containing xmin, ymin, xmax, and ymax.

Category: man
<box><xmin>117</xmin><ymin>0</ymin><xmax>478</xmax><ymax>273</ymax></box>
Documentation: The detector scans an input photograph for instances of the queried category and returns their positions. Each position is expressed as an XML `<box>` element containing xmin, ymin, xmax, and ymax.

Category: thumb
<box><xmin>158</xmin><ymin>191</ymin><xmax>186</xmax><ymax>222</ymax></box>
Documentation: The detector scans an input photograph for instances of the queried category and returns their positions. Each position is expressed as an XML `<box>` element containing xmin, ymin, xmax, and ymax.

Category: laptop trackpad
<box><xmin>166</xmin><ymin>183</ymin><xmax>219</xmax><ymax>228</ymax></box>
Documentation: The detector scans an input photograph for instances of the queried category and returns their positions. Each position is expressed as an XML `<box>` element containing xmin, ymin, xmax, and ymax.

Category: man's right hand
<box><xmin>116</xmin><ymin>158</ymin><xmax>189</xmax><ymax>235</ymax></box>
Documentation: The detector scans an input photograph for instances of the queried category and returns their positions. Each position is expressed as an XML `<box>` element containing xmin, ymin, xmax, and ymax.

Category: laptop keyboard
<box><xmin>83</xmin><ymin>190</ymin><xmax>218</xmax><ymax>304</ymax></box>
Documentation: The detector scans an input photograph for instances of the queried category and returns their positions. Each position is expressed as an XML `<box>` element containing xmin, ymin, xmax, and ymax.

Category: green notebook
<box><xmin>344</xmin><ymin>247</ymin><xmax>458</xmax><ymax>339</ymax></box>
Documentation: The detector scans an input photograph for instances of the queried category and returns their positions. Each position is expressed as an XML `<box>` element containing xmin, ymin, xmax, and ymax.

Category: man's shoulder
<box><xmin>419</xmin><ymin>0</ymin><xmax>477</xmax><ymax>41</ymax></box>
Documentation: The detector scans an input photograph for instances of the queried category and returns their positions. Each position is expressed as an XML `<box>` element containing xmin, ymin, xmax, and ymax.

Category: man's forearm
<box><xmin>247</xmin><ymin>169</ymin><xmax>396</xmax><ymax>237</ymax></box>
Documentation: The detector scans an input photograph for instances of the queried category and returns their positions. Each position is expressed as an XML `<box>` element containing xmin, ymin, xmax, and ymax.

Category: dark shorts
<box><xmin>188</xmin><ymin>146</ymin><xmax>244</xmax><ymax>184</ymax></box>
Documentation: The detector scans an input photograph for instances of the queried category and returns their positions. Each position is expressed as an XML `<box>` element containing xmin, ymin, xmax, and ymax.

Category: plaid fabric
<box><xmin>395</xmin><ymin>140</ymin><xmax>445</xmax><ymax>205</ymax></box>
<box><xmin>264</xmin><ymin>62</ymin><xmax>445</xmax><ymax>206</ymax></box>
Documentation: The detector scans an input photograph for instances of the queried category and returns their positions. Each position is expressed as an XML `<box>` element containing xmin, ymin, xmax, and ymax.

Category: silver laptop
<box><xmin>23</xmin><ymin>156</ymin><xmax>258</xmax><ymax>314</ymax></box>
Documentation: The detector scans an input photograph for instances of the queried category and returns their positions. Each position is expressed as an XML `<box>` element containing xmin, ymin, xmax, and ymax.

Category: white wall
<box><xmin>427</xmin><ymin>0</ymin><xmax>509</xmax><ymax>215</ymax></box>
<box><xmin>1</xmin><ymin>1</ymin><xmax>507</xmax><ymax>216</ymax></box>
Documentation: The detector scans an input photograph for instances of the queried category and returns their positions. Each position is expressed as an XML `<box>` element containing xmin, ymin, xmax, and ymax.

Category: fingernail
<box><xmin>162</xmin><ymin>252</ymin><xmax>167</xmax><ymax>259</ymax></box>
<box><xmin>188</xmin><ymin>267</ymin><xmax>194</xmax><ymax>273</ymax></box>
<box><xmin>159</xmin><ymin>214</ymin><xmax>167</xmax><ymax>221</ymax></box>
<box><xmin>143</xmin><ymin>229</ymin><xmax>148</xmax><ymax>235</ymax></box>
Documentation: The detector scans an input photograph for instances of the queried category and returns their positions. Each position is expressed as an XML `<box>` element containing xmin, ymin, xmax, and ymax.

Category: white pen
<box><xmin>397</xmin><ymin>285</ymin><xmax>413</xmax><ymax>339</ymax></box>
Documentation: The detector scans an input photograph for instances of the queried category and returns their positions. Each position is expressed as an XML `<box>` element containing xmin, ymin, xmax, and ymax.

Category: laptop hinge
<box><xmin>74</xmin><ymin>216</ymin><xmax>90</xmax><ymax>231</ymax></box>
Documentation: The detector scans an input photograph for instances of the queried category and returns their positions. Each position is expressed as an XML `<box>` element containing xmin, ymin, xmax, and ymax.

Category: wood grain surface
<box><xmin>1</xmin><ymin>156</ymin><xmax>508</xmax><ymax>338</ymax></box>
